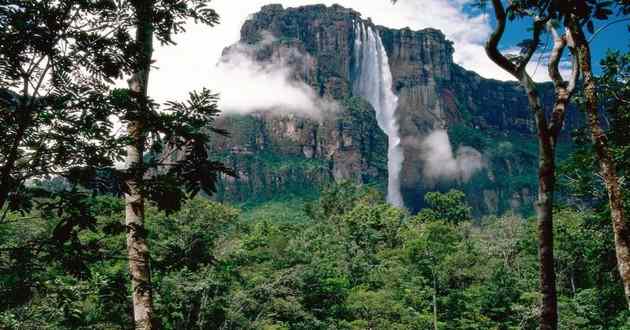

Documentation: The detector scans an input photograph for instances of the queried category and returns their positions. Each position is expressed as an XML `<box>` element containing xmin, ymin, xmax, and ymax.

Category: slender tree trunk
<box><xmin>520</xmin><ymin>75</ymin><xmax>559</xmax><ymax>330</ymax></box>
<box><xmin>535</xmin><ymin>80</ymin><xmax>573</xmax><ymax>330</ymax></box>
<box><xmin>483</xmin><ymin>3</ymin><xmax>582</xmax><ymax>327</ymax></box>
<box><xmin>570</xmin><ymin>269</ymin><xmax>576</xmax><ymax>295</ymax></box>
<box><xmin>125</xmin><ymin>1</ymin><xmax>156</xmax><ymax>328</ymax></box>
<box><xmin>537</xmin><ymin>132</ymin><xmax>558</xmax><ymax>330</ymax></box>
<box><xmin>568</xmin><ymin>17</ymin><xmax>630</xmax><ymax>308</ymax></box>
<box><xmin>125</xmin><ymin>114</ymin><xmax>154</xmax><ymax>329</ymax></box>
<box><xmin>485</xmin><ymin>2</ymin><xmax>560</xmax><ymax>323</ymax></box>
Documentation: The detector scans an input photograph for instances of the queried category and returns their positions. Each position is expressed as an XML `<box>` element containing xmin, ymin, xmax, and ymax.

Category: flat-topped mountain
<box><xmin>210</xmin><ymin>4</ymin><xmax>578</xmax><ymax>214</ymax></box>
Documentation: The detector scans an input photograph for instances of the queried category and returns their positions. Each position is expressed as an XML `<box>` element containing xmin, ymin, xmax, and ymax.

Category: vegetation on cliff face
<box><xmin>213</xmin><ymin>96</ymin><xmax>388</xmax><ymax>204</ymax></box>
<box><xmin>211</xmin><ymin>3</ymin><xmax>581</xmax><ymax>215</ymax></box>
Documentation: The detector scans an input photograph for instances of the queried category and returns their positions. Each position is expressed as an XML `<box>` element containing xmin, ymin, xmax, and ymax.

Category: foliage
<box><xmin>2</xmin><ymin>185</ymin><xmax>628</xmax><ymax>329</ymax></box>
<box><xmin>415</xmin><ymin>189</ymin><xmax>472</xmax><ymax>223</ymax></box>
<box><xmin>0</xmin><ymin>0</ymin><xmax>232</xmax><ymax>206</ymax></box>
<box><xmin>0</xmin><ymin>0</ymin><xmax>131</xmax><ymax>217</ymax></box>
<box><xmin>560</xmin><ymin>50</ymin><xmax>630</xmax><ymax>205</ymax></box>
<box><xmin>0</xmin><ymin>6</ymin><xmax>233</xmax><ymax>324</ymax></box>
<box><xmin>1</xmin><ymin>1</ymin><xmax>628</xmax><ymax>328</ymax></box>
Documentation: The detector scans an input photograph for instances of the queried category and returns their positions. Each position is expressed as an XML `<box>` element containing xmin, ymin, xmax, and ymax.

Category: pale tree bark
<box><xmin>567</xmin><ymin>16</ymin><xmax>630</xmax><ymax>309</ymax></box>
<box><xmin>125</xmin><ymin>0</ymin><xmax>156</xmax><ymax>328</ymax></box>
<box><xmin>485</xmin><ymin>2</ymin><xmax>579</xmax><ymax>329</ymax></box>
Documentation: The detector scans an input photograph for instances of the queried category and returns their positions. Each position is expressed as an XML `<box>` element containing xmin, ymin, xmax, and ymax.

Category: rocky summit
<box><xmin>210</xmin><ymin>4</ymin><xmax>579</xmax><ymax>214</ymax></box>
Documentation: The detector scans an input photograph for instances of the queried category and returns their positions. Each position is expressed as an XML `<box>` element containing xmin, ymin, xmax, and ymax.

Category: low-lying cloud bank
<box><xmin>208</xmin><ymin>34</ymin><xmax>338</xmax><ymax>118</ymax></box>
<box><xmin>420</xmin><ymin>130</ymin><xmax>485</xmax><ymax>183</ymax></box>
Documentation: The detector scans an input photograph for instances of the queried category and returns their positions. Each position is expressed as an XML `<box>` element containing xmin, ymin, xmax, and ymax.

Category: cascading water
<box><xmin>353</xmin><ymin>21</ymin><xmax>404</xmax><ymax>208</ymax></box>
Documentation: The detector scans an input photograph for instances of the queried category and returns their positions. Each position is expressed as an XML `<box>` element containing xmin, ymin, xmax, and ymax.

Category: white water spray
<box><xmin>353</xmin><ymin>22</ymin><xmax>404</xmax><ymax>207</ymax></box>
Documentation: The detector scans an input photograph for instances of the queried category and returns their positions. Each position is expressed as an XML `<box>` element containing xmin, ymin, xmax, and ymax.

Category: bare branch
<box><xmin>532</xmin><ymin>32</ymin><xmax>551</xmax><ymax>78</ymax></box>
<box><xmin>565</xmin><ymin>30</ymin><xmax>579</xmax><ymax>95</ymax></box>
<box><xmin>486</xmin><ymin>0</ymin><xmax>548</xmax><ymax>136</ymax></box>
<box><xmin>588</xmin><ymin>18</ymin><xmax>630</xmax><ymax>43</ymax></box>
<box><xmin>31</xmin><ymin>59</ymin><xmax>51</xmax><ymax>98</ymax></box>
<box><xmin>517</xmin><ymin>17</ymin><xmax>547</xmax><ymax>74</ymax></box>
<box><xmin>547</xmin><ymin>23</ymin><xmax>580</xmax><ymax>140</ymax></box>
<box><xmin>26</xmin><ymin>54</ymin><xmax>47</xmax><ymax>77</ymax></box>
<box><xmin>485</xmin><ymin>0</ymin><xmax>519</xmax><ymax>77</ymax></box>
<box><xmin>547</xmin><ymin>22</ymin><xmax>567</xmax><ymax>90</ymax></box>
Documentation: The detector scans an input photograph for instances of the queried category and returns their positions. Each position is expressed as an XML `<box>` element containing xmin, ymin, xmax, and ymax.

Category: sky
<box><xmin>148</xmin><ymin>0</ymin><xmax>628</xmax><ymax>103</ymax></box>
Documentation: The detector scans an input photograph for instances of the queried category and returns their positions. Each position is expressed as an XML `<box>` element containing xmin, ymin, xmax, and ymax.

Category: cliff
<box><xmin>211</xmin><ymin>4</ymin><xmax>579</xmax><ymax>214</ymax></box>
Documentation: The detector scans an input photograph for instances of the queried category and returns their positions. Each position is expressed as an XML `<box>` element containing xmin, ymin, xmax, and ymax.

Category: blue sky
<box><xmin>493</xmin><ymin>12</ymin><xmax>628</xmax><ymax>75</ymax></box>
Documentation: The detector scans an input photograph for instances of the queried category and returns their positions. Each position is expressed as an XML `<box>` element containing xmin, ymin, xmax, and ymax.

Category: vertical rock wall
<box><xmin>211</xmin><ymin>4</ymin><xmax>581</xmax><ymax>214</ymax></box>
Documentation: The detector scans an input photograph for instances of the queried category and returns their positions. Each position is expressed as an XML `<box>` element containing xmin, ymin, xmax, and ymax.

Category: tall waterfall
<box><xmin>353</xmin><ymin>22</ymin><xmax>404</xmax><ymax>207</ymax></box>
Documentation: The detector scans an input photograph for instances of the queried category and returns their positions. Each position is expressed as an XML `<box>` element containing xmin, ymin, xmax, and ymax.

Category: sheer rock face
<box><xmin>212</xmin><ymin>4</ymin><xmax>580</xmax><ymax>214</ymax></box>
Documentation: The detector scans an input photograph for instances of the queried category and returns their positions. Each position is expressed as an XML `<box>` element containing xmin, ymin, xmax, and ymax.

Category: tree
<box><xmin>124</xmin><ymin>2</ymin><xmax>156</xmax><ymax>326</ymax></box>
<box><xmin>561</xmin><ymin>49</ymin><xmax>630</xmax><ymax>310</ymax></box>
<box><xmin>0</xmin><ymin>0</ymin><xmax>130</xmax><ymax>221</ymax></box>
<box><xmin>0</xmin><ymin>0</ymin><xmax>135</xmax><ymax>304</ymax></box>
<box><xmin>390</xmin><ymin>1</ymin><xmax>579</xmax><ymax>325</ymax></box>
<box><xmin>1</xmin><ymin>1</ymin><xmax>230</xmax><ymax>328</ymax></box>
<box><xmin>559</xmin><ymin>0</ymin><xmax>630</xmax><ymax>309</ymax></box>
<box><xmin>404</xmin><ymin>220</ymin><xmax>462</xmax><ymax>330</ymax></box>
<box><xmin>481</xmin><ymin>2</ymin><xmax>584</xmax><ymax>327</ymax></box>
<box><xmin>415</xmin><ymin>190</ymin><xmax>472</xmax><ymax>224</ymax></box>
<box><xmin>485</xmin><ymin>0</ymin><xmax>630</xmax><ymax>311</ymax></box>
<box><xmin>118</xmin><ymin>1</ymin><xmax>224</xmax><ymax>327</ymax></box>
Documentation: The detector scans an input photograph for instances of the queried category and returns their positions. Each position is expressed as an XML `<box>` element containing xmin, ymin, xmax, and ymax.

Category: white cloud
<box><xmin>420</xmin><ymin>130</ymin><xmax>484</xmax><ymax>183</ymax></box>
<box><xmin>210</xmin><ymin>38</ymin><xmax>338</xmax><ymax>118</ymax></box>
<box><xmin>147</xmin><ymin>0</ymin><xmax>572</xmax><ymax>103</ymax></box>
<box><xmin>148</xmin><ymin>0</ymin><xmax>501</xmax><ymax>103</ymax></box>
<box><xmin>502</xmin><ymin>46</ymin><xmax>575</xmax><ymax>82</ymax></box>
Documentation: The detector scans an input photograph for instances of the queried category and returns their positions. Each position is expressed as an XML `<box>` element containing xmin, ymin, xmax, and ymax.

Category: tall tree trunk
<box><xmin>519</xmin><ymin>73</ymin><xmax>561</xmax><ymax>330</ymax></box>
<box><xmin>568</xmin><ymin>17</ymin><xmax>630</xmax><ymax>308</ymax></box>
<box><xmin>484</xmin><ymin>2</ymin><xmax>561</xmax><ymax>327</ymax></box>
<box><xmin>534</xmin><ymin>68</ymin><xmax>575</xmax><ymax>329</ymax></box>
<box><xmin>125</xmin><ymin>1</ymin><xmax>156</xmax><ymax>328</ymax></box>
<box><xmin>484</xmin><ymin>4</ymin><xmax>586</xmax><ymax>328</ymax></box>
<box><xmin>537</xmin><ymin>132</ymin><xmax>558</xmax><ymax>330</ymax></box>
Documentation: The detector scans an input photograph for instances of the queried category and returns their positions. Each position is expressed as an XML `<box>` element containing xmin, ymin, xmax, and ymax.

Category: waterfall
<box><xmin>353</xmin><ymin>22</ymin><xmax>404</xmax><ymax>208</ymax></box>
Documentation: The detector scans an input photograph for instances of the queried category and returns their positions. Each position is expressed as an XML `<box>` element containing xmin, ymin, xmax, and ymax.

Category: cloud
<box><xmin>420</xmin><ymin>130</ymin><xmax>484</xmax><ymax>183</ymax></box>
<box><xmin>148</xmin><ymin>0</ymin><xmax>504</xmax><ymax>103</ymax></box>
<box><xmin>148</xmin><ymin>0</ymin><xmax>583</xmax><ymax>103</ymax></box>
<box><xmin>208</xmin><ymin>34</ymin><xmax>338</xmax><ymax>118</ymax></box>
<box><xmin>502</xmin><ymin>46</ymin><xmax>575</xmax><ymax>82</ymax></box>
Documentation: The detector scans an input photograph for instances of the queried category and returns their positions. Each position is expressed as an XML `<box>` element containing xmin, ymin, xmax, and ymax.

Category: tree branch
<box><xmin>485</xmin><ymin>0</ymin><xmax>519</xmax><ymax>77</ymax></box>
<box><xmin>29</xmin><ymin>59</ymin><xmax>52</xmax><ymax>99</ymax></box>
<box><xmin>485</xmin><ymin>0</ymin><xmax>548</xmax><ymax>136</ymax></box>
<box><xmin>565</xmin><ymin>29</ymin><xmax>579</xmax><ymax>96</ymax></box>
<box><xmin>518</xmin><ymin>17</ymin><xmax>547</xmax><ymax>74</ymax></box>
<box><xmin>547</xmin><ymin>23</ymin><xmax>580</xmax><ymax>140</ymax></box>
<box><xmin>547</xmin><ymin>22</ymin><xmax>567</xmax><ymax>90</ymax></box>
